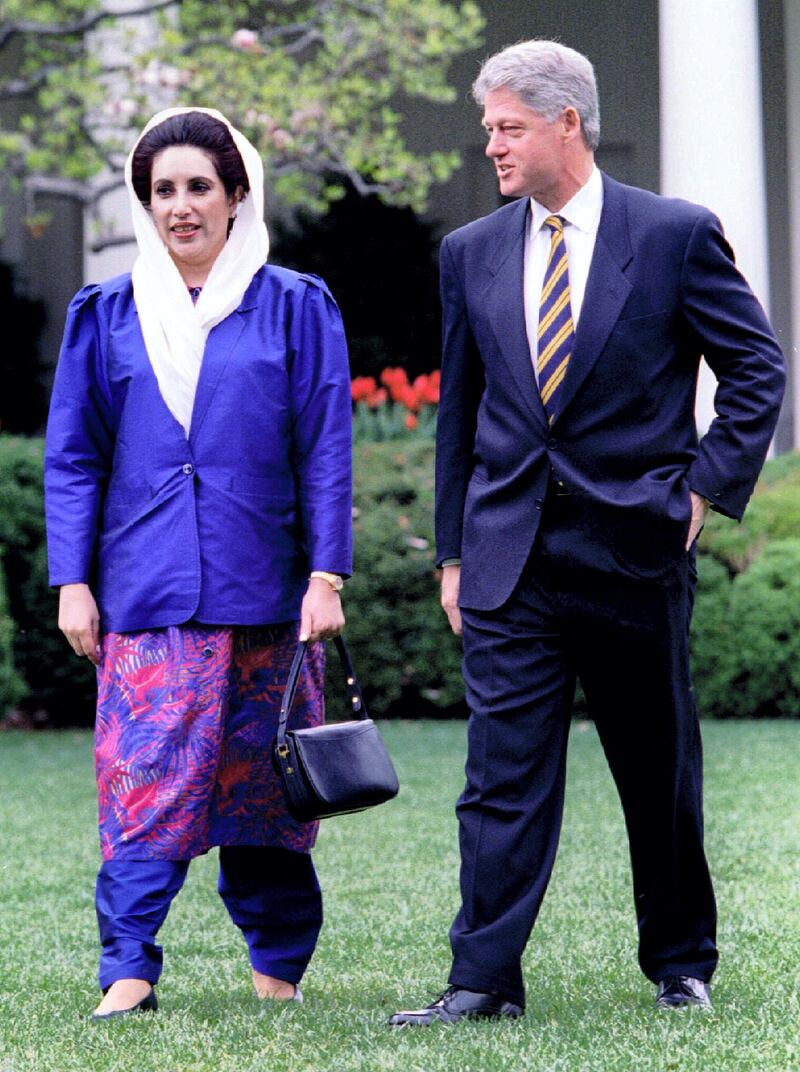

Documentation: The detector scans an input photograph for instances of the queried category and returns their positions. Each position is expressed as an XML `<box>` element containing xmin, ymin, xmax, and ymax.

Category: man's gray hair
<box><xmin>472</xmin><ymin>40</ymin><xmax>600</xmax><ymax>152</ymax></box>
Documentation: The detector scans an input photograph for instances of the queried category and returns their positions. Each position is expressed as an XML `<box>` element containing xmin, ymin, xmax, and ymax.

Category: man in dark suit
<box><xmin>389</xmin><ymin>39</ymin><xmax>785</xmax><ymax>1027</ymax></box>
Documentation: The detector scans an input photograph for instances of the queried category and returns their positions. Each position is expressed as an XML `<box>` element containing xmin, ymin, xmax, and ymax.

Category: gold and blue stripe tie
<box><xmin>537</xmin><ymin>215</ymin><xmax>574</xmax><ymax>425</ymax></box>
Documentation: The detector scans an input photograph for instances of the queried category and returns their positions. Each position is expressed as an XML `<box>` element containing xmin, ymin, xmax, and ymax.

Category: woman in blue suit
<box><xmin>44</xmin><ymin>108</ymin><xmax>352</xmax><ymax>1019</ymax></box>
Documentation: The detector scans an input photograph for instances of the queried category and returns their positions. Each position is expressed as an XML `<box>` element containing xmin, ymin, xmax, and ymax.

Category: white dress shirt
<box><xmin>523</xmin><ymin>165</ymin><xmax>604</xmax><ymax>383</ymax></box>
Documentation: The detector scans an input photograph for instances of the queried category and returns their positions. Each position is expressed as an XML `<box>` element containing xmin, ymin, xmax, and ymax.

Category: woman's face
<box><xmin>149</xmin><ymin>144</ymin><xmax>241</xmax><ymax>282</ymax></box>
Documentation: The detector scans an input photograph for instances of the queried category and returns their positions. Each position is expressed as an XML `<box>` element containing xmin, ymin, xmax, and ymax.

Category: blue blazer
<box><xmin>45</xmin><ymin>265</ymin><xmax>352</xmax><ymax>633</ymax></box>
<box><xmin>435</xmin><ymin>173</ymin><xmax>786</xmax><ymax>610</ymax></box>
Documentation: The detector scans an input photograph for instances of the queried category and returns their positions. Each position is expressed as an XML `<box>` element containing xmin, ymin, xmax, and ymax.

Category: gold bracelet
<box><xmin>309</xmin><ymin>570</ymin><xmax>344</xmax><ymax>592</ymax></box>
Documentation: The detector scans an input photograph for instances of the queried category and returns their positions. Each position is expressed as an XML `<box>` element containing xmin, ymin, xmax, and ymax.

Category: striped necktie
<box><xmin>537</xmin><ymin>215</ymin><xmax>574</xmax><ymax>424</ymax></box>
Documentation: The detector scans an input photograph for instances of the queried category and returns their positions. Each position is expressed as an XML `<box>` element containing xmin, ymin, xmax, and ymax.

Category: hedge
<box><xmin>0</xmin><ymin>435</ymin><xmax>461</xmax><ymax>727</ymax></box>
<box><xmin>344</xmin><ymin>439</ymin><xmax>464</xmax><ymax>717</ymax></box>
<box><xmin>0</xmin><ymin>436</ymin><xmax>96</xmax><ymax>726</ymax></box>
<box><xmin>0</xmin><ymin>555</ymin><xmax>26</xmax><ymax>712</ymax></box>
<box><xmin>2</xmin><ymin>432</ymin><xmax>800</xmax><ymax>725</ymax></box>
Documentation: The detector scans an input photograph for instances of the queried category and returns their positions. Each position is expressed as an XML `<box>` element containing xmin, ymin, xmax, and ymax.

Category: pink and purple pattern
<box><xmin>95</xmin><ymin>623</ymin><xmax>324</xmax><ymax>860</ymax></box>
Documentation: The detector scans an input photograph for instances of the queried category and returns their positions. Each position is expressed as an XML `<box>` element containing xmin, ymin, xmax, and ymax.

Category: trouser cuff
<box><xmin>448</xmin><ymin>964</ymin><xmax>525</xmax><ymax>1009</ymax></box>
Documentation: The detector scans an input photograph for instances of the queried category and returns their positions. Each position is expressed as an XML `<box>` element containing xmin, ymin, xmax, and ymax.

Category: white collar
<box><xmin>530</xmin><ymin>165</ymin><xmax>603</xmax><ymax>236</ymax></box>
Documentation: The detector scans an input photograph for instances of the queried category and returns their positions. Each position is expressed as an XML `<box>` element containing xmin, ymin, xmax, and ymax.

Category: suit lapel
<box><xmin>484</xmin><ymin>198</ymin><xmax>547</xmax><ymax>428</ymax></box>
<box><xmin>188</xmin><ymin>307</ymin><xmax>249</xmax><ymax>444</ymax></box>
<box><xmin>551</xmin><ymin>173</ymin><xmax>633</xmax><ymax>423</ymax></box>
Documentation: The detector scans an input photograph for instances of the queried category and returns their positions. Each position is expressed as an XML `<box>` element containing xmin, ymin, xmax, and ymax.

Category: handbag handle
<box><xmin>276</xmin><ymin>635</ymin><xmax>367</xmax><ymax>755</ymax></box>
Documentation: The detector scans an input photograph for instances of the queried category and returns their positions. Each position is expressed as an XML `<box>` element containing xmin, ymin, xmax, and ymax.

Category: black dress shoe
<box><xmin>90</xmin><ymin>988</ymin><xmax>158</xmax><ymax>1022</ymax></box>
<box><xmin>655</xmin><ymin>976</ymin><xmax>711</xmax><ymax>1010</ymax></box>
<box><xmin>388</xmin><ymin>985</ymin><xmax>523</xmax><ymax>1027</ymax></box>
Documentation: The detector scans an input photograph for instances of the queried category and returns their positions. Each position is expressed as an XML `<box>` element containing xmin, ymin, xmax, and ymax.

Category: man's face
<box><xmin>482</xmin><ymin>86</ymin><xmax>567</xmax><ymax>204</ymax></box>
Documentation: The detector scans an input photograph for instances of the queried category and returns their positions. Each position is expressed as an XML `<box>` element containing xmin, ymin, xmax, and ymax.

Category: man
<box><xmin>389</xmin><ymin>40</ymin><xmax>785</xmax><ymax>1027</ymax></box>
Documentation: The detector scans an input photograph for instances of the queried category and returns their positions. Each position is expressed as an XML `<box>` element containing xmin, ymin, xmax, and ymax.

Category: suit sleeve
<box><xmin>288</xmin><ymin>277</ymin><xmax>353</xmax><ymax>577</ymax></box>
<box><xmin>681</xmin><ymin>212</ymin><xmax>786</xmax><ymax>520</ymax></box>
<box><xmin>44</xmin><ymin>285</ymin><xmax>115</xmax><ymax>586</ymax></box>
<box><xmin>434</xmin><ymin>235</ymin><xmax>486</xmax><ymax>565</ymax></box>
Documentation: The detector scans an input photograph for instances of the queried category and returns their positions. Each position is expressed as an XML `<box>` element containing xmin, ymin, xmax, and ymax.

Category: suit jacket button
<box><xmin>535</xmin><ymin>498</ymin><xmax>544</xmax><ymax>510</ymax></box>
<box><xmin>546</xmin><ymin>438</ymin><xmax>557</xmax><ymax>450</ymax></box>
<box><xmin>182</xmin><ymin>463</ymin><xmax>195</xmax><ymax>475</ymax></box>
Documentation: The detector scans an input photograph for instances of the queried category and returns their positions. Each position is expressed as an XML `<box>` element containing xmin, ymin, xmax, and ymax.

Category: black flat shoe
<box><xmin>655</xmin><ymin>976</ymin><xmax>711</xmax><ymax>1010</ymax></box>
<box><xmin>388</xmin><ymin>985</ymin><xmax>523</xmax><ymax>1027</ymax></box>
<box><xmin>90</xmin><ymin>988</ymin><xmax>158</xmax><ymax>1022</ymax></box>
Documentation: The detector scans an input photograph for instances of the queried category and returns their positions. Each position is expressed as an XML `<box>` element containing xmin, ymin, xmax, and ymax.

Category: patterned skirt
<box><xmin>94</xmin><ymin>623</ymin><xmax>324</xmax><ymax>861</ymax></box>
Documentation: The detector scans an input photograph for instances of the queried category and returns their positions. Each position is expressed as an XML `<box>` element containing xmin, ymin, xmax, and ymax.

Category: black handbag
<box><xmin>273</xmin><ymin>635</ymin><xmax>399</xmax><ymax>822</ymax></box>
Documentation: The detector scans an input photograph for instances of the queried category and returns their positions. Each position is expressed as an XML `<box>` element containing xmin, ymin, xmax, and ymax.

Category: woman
<box><xmin>44</xmin><ymin>108</ymin><xmax>352</xmax><ymax>1019</ymax></box>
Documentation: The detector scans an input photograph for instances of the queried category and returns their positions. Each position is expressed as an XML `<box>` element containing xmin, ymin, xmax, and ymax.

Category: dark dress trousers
<box><xmin>435</xmin><ymin>173</ymin><xmax>785</xmax><ymax>1007</ymax></box>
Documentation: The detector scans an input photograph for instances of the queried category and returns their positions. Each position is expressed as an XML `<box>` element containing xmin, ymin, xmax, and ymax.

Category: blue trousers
<box><xmin>95</xmin><ymin>847</ymin><xmax>322</xmax><ymax>992</ymax></box>
<box><xmin>449</xmin><ymin>498</ymin><xmax>717</xmax><ymax>1008</ymax></box>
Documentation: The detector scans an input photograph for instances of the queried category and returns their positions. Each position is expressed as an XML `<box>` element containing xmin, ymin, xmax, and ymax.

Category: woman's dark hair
<box><xmin>131</xmin><ymin>111</ymin><xmax>249</xmax><ymax>205</ymax></box>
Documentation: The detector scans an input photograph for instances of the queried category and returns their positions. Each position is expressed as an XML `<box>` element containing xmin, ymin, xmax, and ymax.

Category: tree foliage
<box><xmin>0</xmin><ymin>0</ymin><xmax>484</xmax><ymax>246</ymax></box>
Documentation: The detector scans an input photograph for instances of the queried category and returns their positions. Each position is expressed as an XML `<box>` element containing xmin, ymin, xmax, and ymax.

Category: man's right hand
<box><xmin>58</xmin><ymin>583</ymin><xmax>102</xmax><ymax>664</ymax></box>
<box><xmin>440</xmin><ymin>564</ymin><xmax>462</xmax><ymax>637</ymax></box>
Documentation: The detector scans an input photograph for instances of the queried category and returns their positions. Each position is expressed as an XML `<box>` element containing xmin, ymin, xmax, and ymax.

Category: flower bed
<box><xmin>351</xmin><ymin>366</ymin><xmax>439</xmax><ymax>440</ymax></box>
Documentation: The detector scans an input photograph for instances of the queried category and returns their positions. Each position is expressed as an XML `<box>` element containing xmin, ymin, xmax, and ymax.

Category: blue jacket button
<box><xmin>182</xmin><ymin>463</ymin><xmax>194</xmax><ymax>475</ymax></box>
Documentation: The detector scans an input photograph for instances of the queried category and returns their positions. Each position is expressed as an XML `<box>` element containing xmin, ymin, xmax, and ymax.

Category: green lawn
<box><xmin>1</xmin><ymin>721</ymin><xmax>798</xmax><ymax>1072</ymax></box>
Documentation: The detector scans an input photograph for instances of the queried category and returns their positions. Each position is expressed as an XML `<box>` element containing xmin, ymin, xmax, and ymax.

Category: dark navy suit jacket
<box><xmin>435</xmin><ymin>173</ymin><xmax>786</xmax><ymax>609</ymax></box>
<box><xmin>45</xmin><ymin>264</ymin><xmax>352</xmax><ymax>633</ymax></box>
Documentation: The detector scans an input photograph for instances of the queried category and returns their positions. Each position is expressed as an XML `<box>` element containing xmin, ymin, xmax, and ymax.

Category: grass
<box><xmin>0</xmin><ymin>720</ymin><xmax>798</xmax><ymax>1072</ymax></box>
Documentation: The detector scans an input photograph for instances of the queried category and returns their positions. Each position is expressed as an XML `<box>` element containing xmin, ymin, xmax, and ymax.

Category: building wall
<box><xmin>782</xmin><ymin>0</ymin><xmax>800</xmax><ymax>448</ymax></box>
<box><xmin>0</xmin><ymin>38</ymin><xmax>84</xmax><ymax>385</ymax></box>
<box><xmin>409</xmin><ymin>0</ymin><xmax>661</xmax><ymax>236</ymax></box>
<box><xmin>761</xmin><ymin>0</ymin><xmax>793</xmax><ymax>451</ymax></box>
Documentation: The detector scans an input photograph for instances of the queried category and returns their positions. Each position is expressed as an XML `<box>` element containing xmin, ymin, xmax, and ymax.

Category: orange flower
<box><xmin>413</xmin><ymin>373</ymin><xmax>440</xmax><ymax>405</ymax></box>
<box><xmin>397</xmin><ymin>384</ymin><xmax>420</xmax><ymax>412</ymax></box>
<box><xmin>380</xmin><ymin>366</ymin><xmax>410</xmax><ymax>403</ymax></box>
<box><xmin>405</xmin><ymin>412</ymin><xmax>418</xmax><ymax>430</ymax></box>
<box><xmin>351</xmin><ymin>375</ymin><xmax>378</xmax><ymax>402</ymax></box>
<box><xmin>352</xmin><ymin>367</ymin><xmax>441</xmax><ymax>416</ymax></box>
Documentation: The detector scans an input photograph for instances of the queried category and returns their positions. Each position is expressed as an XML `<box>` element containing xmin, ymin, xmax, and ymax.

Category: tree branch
<box><xmin>179</xmin><ymin>0</ymin><xmax>334</xmax><ymax>58</ymax></box>
<box><xmin>0</xmin><ymin>0</ymin><xmax>177</xmax><ymax>50</ymax></box>
<box><xmin>0</xmin><ymin>58</ymin><xmax>140</xmax><ymax>99</ymax></box>
<box><xmin>0</xmin><ymin>75</ymin><xmax>46</xmax><ymax>97</ymax></box>
<box><xmin>21</xmin><ymin>173</ymin><xmax>126</xmax><ymax>207</ymax></box>
<box><xmin>326</xmin><ymin>162</ymin><xmax>401</xmax><ymax>199</ymax></box>
<box><xmin>22</xmin><ymin>175</ymin><xmax>94</xmax><ymax>202</ymax></box>
<box><xmin>88</xmin><ymin>232</ymin><xmax>135</xmax><ymax>253</ymax></box>
<box><xmin>271</xmin><ymin>136</ymin><xmax>403</xmax><ymax>200</ymax></box>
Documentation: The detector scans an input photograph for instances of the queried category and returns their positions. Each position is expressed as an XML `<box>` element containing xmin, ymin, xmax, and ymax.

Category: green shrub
<box><xmin>352</xmin><ymin>400</ymin><xmax>437</xmax><ymax>443</ymax></box>
<box><xmin>0</xmin><ymin>434</ymin><xmax>464</xmax><ymax>725</ymax></box>
<box><xmin>0</xmin><ymin>554</ymin><xmax>27</xmax><ymax>712</ymax></box>
<box><xmin>688</xmin><ymin>451</ymin><xmax>800</xmax><ymax>718</ymax></box>
<box><xmin>344</xmin><ymin>439</ymin><xmax>465</xmax><ymax>716</ymax></box>
<box><xmin>0</xmin><ymin>435</ymin><xmax>96</xmax><ymax>725</ymax></box>
<box><xmin>701</xmin><ymin>452</ymin><xmax>800</xmax><ymax>572</ymax></box>
<box><xmin>693</xmin><ymin>540</ymin><xmax>800</xmax><ymax>718</ymax></box>
<box><xmin>690</xmin><ymin>554</ymin><xmax>738</xmax><ymax>717</ymax></box>
<box><xmin>4</xmin><ymin>433</ymin><xmax>800</xmax><ymax>724</ymax></box>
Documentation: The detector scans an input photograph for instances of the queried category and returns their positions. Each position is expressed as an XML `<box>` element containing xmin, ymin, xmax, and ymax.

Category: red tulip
<box><xmin>351</xmin><ymin>375</ymin><xmax>378</xmax><ymax>402</ymax></box>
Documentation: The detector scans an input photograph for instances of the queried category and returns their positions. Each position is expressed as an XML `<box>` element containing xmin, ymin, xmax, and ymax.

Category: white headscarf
<box><xmin>124</xmin><ymin>107</ymin><xmax>270</xmax><ymax>435</ymax></box>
